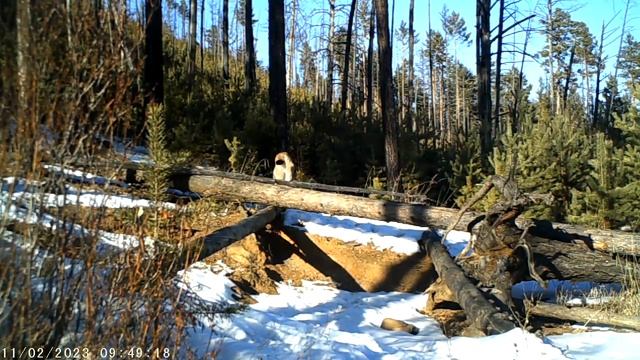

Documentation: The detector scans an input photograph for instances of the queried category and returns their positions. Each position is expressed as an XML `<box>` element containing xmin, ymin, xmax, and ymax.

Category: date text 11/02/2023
<box><xmin>1</xmin><ymin>347</ymin><xmax>172</xmax><ymax>358</ymax></box>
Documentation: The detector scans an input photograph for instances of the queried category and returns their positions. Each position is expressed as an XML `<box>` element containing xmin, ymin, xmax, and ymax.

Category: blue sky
<box><xmin>193</xmin><ymin>0</ymin><xmax>637</xmax><ymax>94</ymax></box>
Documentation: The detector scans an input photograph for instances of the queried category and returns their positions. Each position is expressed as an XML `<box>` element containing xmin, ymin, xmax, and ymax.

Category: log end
<box><xmin>380</xmin><ymin>318</ymin><xmax>420</xmax><ymax>335</ymax></box>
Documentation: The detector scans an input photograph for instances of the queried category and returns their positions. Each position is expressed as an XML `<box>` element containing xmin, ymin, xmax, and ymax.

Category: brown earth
<box><xmin>207</xmin><ymin>222</ymin><xmax>438</xmax><ymax>296</ymax></box>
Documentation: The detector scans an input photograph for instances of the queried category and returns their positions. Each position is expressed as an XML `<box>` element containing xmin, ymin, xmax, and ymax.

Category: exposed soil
<box><xmin>208</xmin><ymin>222</ymin><xmax>438</xmax><ymax>296</ymax></box>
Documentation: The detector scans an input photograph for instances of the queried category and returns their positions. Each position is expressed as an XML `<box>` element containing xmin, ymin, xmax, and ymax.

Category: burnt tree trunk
<box><xmin>268</xmin><ymin>0</ymin><xmax>289</xmax><ymax>150</ymax></box>
<box><xmin>144</xmin><ymin>0</ymin><xmax>163</xmax><ymax>105</ymax></box>
<box><xmin>476</xmin><ymin>0</ymin><xmax>492</xmax><ymax>156</ymax></box>
<box><xmin>374</xmin><ymin>0</ymin><xmax>401</xmax><ymax>192</ymax></box>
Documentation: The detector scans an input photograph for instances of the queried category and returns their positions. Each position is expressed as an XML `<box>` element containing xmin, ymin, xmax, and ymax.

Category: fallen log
<box><xmin>179</xmin><ymin>206</ymin><xmax>281</xmax><ymax>264</ymax></box>
<box><xmin>520</xmin><ymin>219</ymin><xmax>640</xmax><ymax>255</ymax></box>
<box><xmin>421</xmin><ymin>232</ymin><xmax>516</xmax><ymax>335</ymax></box>
<box><xmin>525</xmin><ymin>300</ymin><xmax>640</xmax><ymax>331</ymax></box>
<box><xmin>69</xmin><ymin>160</ymin><xmax>424</xmax><ymax>202</ymax></box>
<box><xmin>172</xmin><ymin>173</ymin><xmax>640</xmax><ymax>256</ymax></box>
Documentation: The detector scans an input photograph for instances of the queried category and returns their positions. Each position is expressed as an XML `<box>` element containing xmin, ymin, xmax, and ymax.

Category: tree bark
<box><xmin>428</xmin><ymin>0</ymin><xmax>436</xmax><ymax>137</ymax></box>
<box><xmin>223</xmin><ymin>0</ymin><xmax>230</xmax><ymax>88</ymax></box>
<box><xmin>200</xmin><ymin>0</ymin><xmax>204</xmax><ymax>70</ymax></box>
<box><xmin>477</xmin><ymin>0</ymin><xmax>492</xmax><ymax>156</ymax></box>
<box><xmin>188</xmin><ymin>0</ymin><xmax>197</xmax><ymax>83</ymax></box>
<box><xmin>493</xmin><ymin>0</ymin><xmax>504</xmax><ymax>141</ymax></box>
<box><xmin>366</xmin><ymin>2</ymin><xmax>374</xmax><ymax>120</ymax></box>
<box><xmin>374</xmin><ymin>0</ymin><xmax>401</xmax><ymax>192</ymax></box>
<box><xmin>422</xmin><ymin>232</ymin><xmax>516</xmax><ymax>334</ymax></box>
<box><xmin>562</xmin><ymin>44</ymin><xmax>575</xmax><ymax>111</ymax></box>
<box><xmin>169</xmin><ymin>171</ymin><xmax>640</xmax><ymax>257</ymax></box>
<box><xmin>407</xmin><ymin>0</ymin><xmax>415</xmax><ymax>132</ymax></box>
<box><xmin>16</xmin><ymin>0</ymin><xmax>29</xmax><ymax>126</ymax></box>
<box><xmin>269</xmin><ymin>0</ymin><xmax>289</xmax><ymax>151</ymax></box>
<box><xmin>526</xmin><ymin>301</ymin><xmax>640</xmax><ymax>331</ymax></box>
<box><xmin>244</xmin><ymin>0</ymin><xmax>257</xmax><ymax>94</ymax></box>
<box><xmin>144</xmin><ymin>0</ymin><xmax>163</xmax><ymax>105</ymax></box>
<box><xmin>340</xmin><ymin>0</ymin><xmax>357</xmax><ymax>112</ymax></box>
<box><xmin>592</xmin><ymin>21</ymin><xmax>604</xmax><ymax>127</ymax></box>
<box><xmin>287</xmin><ymin>0</ymin><xmax>297</xmax><ymax>88</ymax></box>
<box><xmin>326</xmin><ymin>0</ymin><xmax>336</xmax><ymax>106</ymax></box>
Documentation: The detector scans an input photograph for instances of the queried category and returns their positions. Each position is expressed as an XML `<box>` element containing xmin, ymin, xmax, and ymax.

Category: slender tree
<box><xmin>428</xmin><ymin>0</ymin><xmax>436</xmax><ymax>134</ymax></box>
<box><xmin>187</xmin><ymin>0</ymin><xmax>197</xmax><ymax>82</ymax></box>
<box><xmin>200</xmin><ymin>0</ymin><xmax>204</xmax><ymax>70</ymax></box>
<box><xmin>269</xmin><ymin>0</ymin><xmax>289</xmax><ymax>150</ymax></box>
<box><xmin>287</xmin><ymin>0</ymin><xmax>297</xmax><ymax>88</ymax></box>
<box><xmin>374</xmin><ymin>0</ymin><xmax>401</xmax><ymax>192</ymax></box>
<box><xmin>593</xmin><ymin>21</ymin><xmax>605</xmax><ymax>126</ymax></box>
<box><xmin>223</xmin><ymin>0</ymin><xmax>230</xmax><ymax>88</ymax></box>
<box><xmin>340</xmin><ymin>0</ymin><xmax>357</xmax><ymax>112</ymax></box>
<box><xmin>244</xmin><ymin>0</ymin><xmax>257</xmax><ymax>94</ymax></box>
<box><xmin>407</xmin><ymin>0</ymin><xmax>415</xmax><ymax>131</ymax></box>
<box><xmin>144</xmin><ymin>0</ymin><xmax>164</xmax><ymax>105</ymax></box>
<box><xmin>366</xmin><ymin>2</ymin><xmax>374</xmax><ymax>119</ymax></box>
<box><xmin>604</xmin><ymin>0</ymin><xmax>631</xmax><ymax>127</ymax></box>
<box><xmin>326</xmin><ymin>0</ymin><xmax>336</xmax><ymax>106</ymax></box>
<box><xmin>476</xmin><ymin>0</ymin><xmax>492</xmax><ymax>156</ymax></box>
<box><xmin>493</xmin><ymin>0</ymin><xmax>504</xmax><ymax>138</ymax></box>
<box><xmin>16</xmin><ymin>0</ymin><xmax>30</xmax><ymax>125</ymax></box>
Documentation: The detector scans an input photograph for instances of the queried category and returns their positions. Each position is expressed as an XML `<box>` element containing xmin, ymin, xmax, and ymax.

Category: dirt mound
<box><xmin>208</xmin><ymin>223</ymin><xmax>438</xmax><ymax>297</ymax></box>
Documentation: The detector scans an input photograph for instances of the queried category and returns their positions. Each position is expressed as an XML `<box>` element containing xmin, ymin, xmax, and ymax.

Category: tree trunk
<box><xmin>188</xmin><ymin>0</ymin><xmax>197</xmax><ymax>83</ymax></box>
<box><xmin>366</xmin><ymin>2</ymin><xmax>374</xmax><ymax>120</ymax></box>
<box><xmin>562</xmin><ymin>44</ymin><xmax>575</xmax><ymax>111</ymax></box>
<box><xmin>407</xmin><ymin>0</ymin><xmax>415</xmax><ymax>132</ymax></box>
<box><xmin>340</xmin><ymin>0</ymin><xmax>357</xmax><ymax>112</ymax></box>
<box><xmin>422</xmin><ymin>232</ymin><xmax>516</xmax><ymax>335</ymax></box>
<box><xmin>493</xmin><ymin>0</ymin><xmax>504</xmax><ymax>141</ymax></box>
<box><xmin>477</xmin><ymin>0</ymin><xmax>492</xmax><ymax>156</ymax></box>
<box><xmin>269</xmin><ymin>0</ymin><xmax>289</xmax><ymax>151</ymax></box>
<box><xmin>16</xmin><ymin>0</ymin><xmax>30</xmax><ymax>126</ymax></box>
<box><xmin>526</xmin><ymin>301</ymin><xmax>640</xmax><ymax>332</ymax></box>
<box><xmin>546</xmin><ymin>0</ymin><xmax>555</xmax><ymax>115</ymax></box>
<box><xmin>244</xmin><ymin>0</ymin><xmax>257</xmax><ymax>94</ymax></box>
<box><xmin>222</xmin><ymin>0</ymin><xmax>230</xmax><ymax>89</ymax></box>
<box><xmin>200</xmin><ymin>0</ymin><xmax>204</xmax><ymax>70</ymax></box>
<box><xmin>144</xmin><ymin>0</ymin><xmax>163</xmax><ymax>106</ymax></box>
<box><xmin>326</xmin><ymin>0</ymin><xmax>336</xmax><ymax>106</ymax></box>
<box><xmin>604</xmin><ymin>0</ymin><xmax>630</xmax><ymax>129</ymax></box>
<box><xmin>374</xmin><ymin>0</ymin><xmax>401</xmax><ymax>192</ymax></box>
<box><xmin>287</xmin><ymin>0</ymin><xmax>297</xmax><ymax>88</ymax></box>
<box><xmin>428</xmin><ymin>0</ymin><xmax>436</xmax><ymax>137</ymax></box>
<box><xmin>592</xmin><ymin>21</ymin><xmax>604</xmax><ymax>127</ymax></box>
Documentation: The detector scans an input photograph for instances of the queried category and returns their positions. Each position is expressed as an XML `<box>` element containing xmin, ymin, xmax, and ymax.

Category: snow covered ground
<box><xmin>2</xmin><ymin>167</ymin><xmax>639</xmax><ymax>359</ymax></box>
<box><xmin>178</xmin><ymin>209</ymin><xmax>640</xmax><ymax>359</ymax></box>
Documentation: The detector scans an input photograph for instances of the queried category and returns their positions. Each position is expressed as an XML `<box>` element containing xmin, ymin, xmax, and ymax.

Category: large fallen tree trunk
<box><xmin>172</xmin><ymin>173</ymin><xmax>640</xmax><ymax>256</ymax></box>
<box><xmin>421</xmin><ymin>232</ymin><xmax>516</xmax><ymax>335</ymax></box>
<box><xmin>525</xmin><ymin>300</ymin><xmax>640</xmax><ymax>331</ymax></box>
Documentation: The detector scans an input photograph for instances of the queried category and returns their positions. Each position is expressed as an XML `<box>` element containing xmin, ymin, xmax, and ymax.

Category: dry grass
<box><xmin>0</xmin><ymin>2</ymin><xmax>231</xmax><ymax>356</ymax></box>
